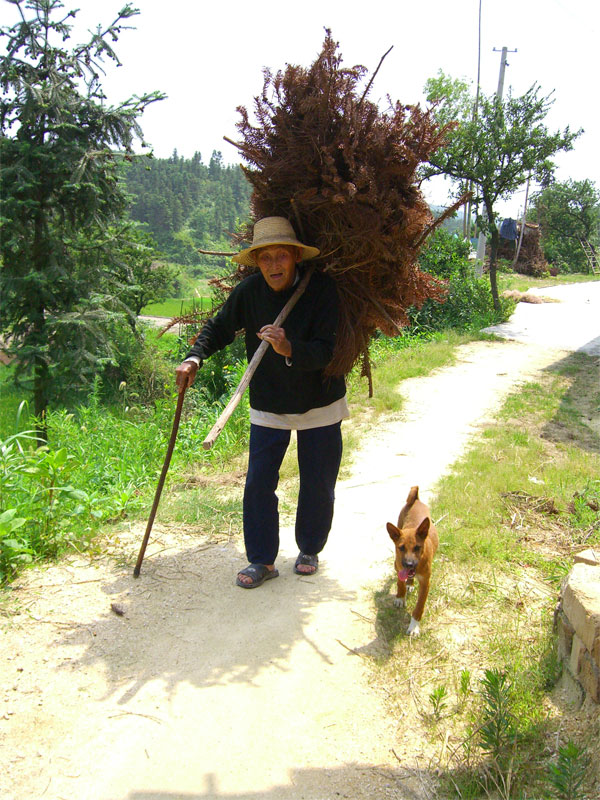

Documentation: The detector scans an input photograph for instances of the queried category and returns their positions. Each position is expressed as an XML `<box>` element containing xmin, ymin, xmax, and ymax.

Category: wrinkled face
<box><xmin>253</xmin><ymin>245</ymin><xmax>300</xmax><ymax>291</ymax></box>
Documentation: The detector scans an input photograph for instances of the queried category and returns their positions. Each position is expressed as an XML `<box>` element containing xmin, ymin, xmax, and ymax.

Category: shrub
<box><xmin>100</xmin><ymin>320</ymin><xmax>175</xmax><ymax>404</ymax></box>
<box><xmin>410</xmin><ymin>229</ymin><xmax>512</xmax><ymax>331</ymax></box>
<box><xmin>418</xmin><ymin>227</ymin><xmax>471</xmax><ymax>278</ymax></box>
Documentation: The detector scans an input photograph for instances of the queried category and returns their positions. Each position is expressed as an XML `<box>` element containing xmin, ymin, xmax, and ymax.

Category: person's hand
<box><xmin>257</xmin><ymin>325</ymin><xmax>292</xmax><ymax>357</ymax></box>
<box><xmin>175</xmin><ymin>360</ymin><xmax>199</xmax><ymax>393</ymax></box>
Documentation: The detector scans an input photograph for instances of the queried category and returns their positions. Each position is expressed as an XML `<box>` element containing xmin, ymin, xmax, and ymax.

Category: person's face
<box><xmin>254</xmin><ymin>245</ymin><xmax>300</xmax><ymax>291</ymax></box>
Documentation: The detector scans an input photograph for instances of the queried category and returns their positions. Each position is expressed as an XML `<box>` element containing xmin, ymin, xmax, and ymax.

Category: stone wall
<box><xmin>555</xmin><ymin>548</ymin><xmax>600</xmax><ymax>706</ymax></box>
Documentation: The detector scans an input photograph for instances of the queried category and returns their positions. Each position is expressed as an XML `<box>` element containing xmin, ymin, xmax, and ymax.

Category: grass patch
<box><xmin>0</xmin><ymin>364</ymin><xmax>30</xmax><ymax>439</ymax></box>
<box><xmin>348</xmin><ymin>329</ymin><xmax>478</xmax><ymax>418</ymax></box>
<box><xmin>498</xmin><ymin>271</ymin><xmax>600</xmax><ymax>294</ymax></box>
<box><xmin>141</xmin><ymin>295</ymin><xmax>212</xmax><ymax>317</ymax></box>
<box><xmin>370</xmin><ymin>351</ymin><xmax>600</xmax><ymax>799</ymax></box>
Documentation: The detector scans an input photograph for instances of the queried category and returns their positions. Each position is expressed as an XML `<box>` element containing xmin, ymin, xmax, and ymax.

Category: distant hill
<box><xmin>123</xmin><ymin>156</ymin><xmax>465</xmax><ymax>269</ymax></box>
<box><xmin>123</xmin><ymin>150</ymin><xmax>251</xmax><ymax>270</ymax></box>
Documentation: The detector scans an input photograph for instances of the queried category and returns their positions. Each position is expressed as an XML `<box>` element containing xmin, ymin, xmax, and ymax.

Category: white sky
<box><xmin>3</xmin><ymin>0</ymin><xmax>598</xmax><ymax>218</ymax></box>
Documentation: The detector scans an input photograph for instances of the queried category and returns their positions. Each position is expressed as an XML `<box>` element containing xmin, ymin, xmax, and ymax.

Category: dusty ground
<box><xmin>1</xmin><ymin>283</ymin><xmax>599</xmax><ymax>800</ymax></box>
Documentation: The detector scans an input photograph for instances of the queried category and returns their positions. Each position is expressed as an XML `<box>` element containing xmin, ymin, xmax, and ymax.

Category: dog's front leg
<box><xmin>407</xmin><ymin>616</ymin><xmax>420</xmax><ymax>636</ymax></box>
<box><xmin>393</xmin><ymin>576</ymin><xmax>407</xmax><ymax>608</ymax></box>
<box><xmin>407</xmin><ymin>574</ymin><xmax>430</xmax><ymax>636</ymax></box>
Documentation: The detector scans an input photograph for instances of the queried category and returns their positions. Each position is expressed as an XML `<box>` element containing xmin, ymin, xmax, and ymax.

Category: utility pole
<box><xmin>512</xmin><ymin>173</ymin><xmax>531</xmax><ymax>269</ymax></box>
<box><xmin>463</xmin><ymin>0</ymin><xmax>483</xmax><ymax>241</ymax></box>
<box><xmin>493</xmin><ymin>46</ymin><xmax>517</xmax><ymax>100</ymax></box>
<box><xmin>475</xmin><ymin>45</ymin><xmax>517</xmax><ymax>274</ymax></box>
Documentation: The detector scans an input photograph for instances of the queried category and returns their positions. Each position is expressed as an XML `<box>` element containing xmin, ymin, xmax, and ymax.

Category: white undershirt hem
<box><xmin>250</xmin><ymin>396</ymin><xmax>350</xmax><ymax>430</ymax></box>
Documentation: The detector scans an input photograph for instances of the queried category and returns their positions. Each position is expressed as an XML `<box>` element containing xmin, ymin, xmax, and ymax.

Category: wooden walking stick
<box><xmin>202</xmin><ymin>263</ymin><xmax>316</xmax><ymax>450</ymax></box>
<box><xmin>133</xmin><ymin>386</ymin><xmax>187</xmax><ymax>577</ymax></box>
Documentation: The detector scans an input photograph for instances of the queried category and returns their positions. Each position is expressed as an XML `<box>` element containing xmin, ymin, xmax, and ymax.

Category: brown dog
<box><xmin>386</xmin><ymin>486</ymin><xmax>438</xmax><ymax>636</ymax></box>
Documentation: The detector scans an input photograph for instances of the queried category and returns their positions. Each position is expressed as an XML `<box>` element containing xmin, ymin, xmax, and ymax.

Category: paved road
<box><xmin>483</xmin><ymin>281</ymin><xmax>600</xmax><ymax>355</ymax></box>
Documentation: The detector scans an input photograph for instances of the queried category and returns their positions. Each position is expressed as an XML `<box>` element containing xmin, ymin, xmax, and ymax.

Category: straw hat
<box><xmin>232</xmin><ymin>217</ymin><xmax>320</xmax><ymax>267</ymax></box>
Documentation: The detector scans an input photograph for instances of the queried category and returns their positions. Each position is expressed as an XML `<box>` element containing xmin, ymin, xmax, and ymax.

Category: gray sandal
<box><xmin>236</xmin><ymin>564</ymin><xmax>279</xmax><ymax>589</ymax></box>
<box><xmin>294</xmin><ymin>553</ymin><xmax>319</xmax><ymax>575</ymax></box>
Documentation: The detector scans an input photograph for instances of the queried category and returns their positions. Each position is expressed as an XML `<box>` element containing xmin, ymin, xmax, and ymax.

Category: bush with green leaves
<box><xmin>100</xmin><ymin>321</ymin><xmax>176</xmax><ymax>405</ymax></box>
<box><xmin>0</xmin><ymin>426</ymin><xmax>101</xmax><ymax>582</ymax></box>
<box><xmin>0</xmin><ymin>375</ymin><xmax>250</xmax><ymax>583</ymax></box>
<box><xmin>410</xmin><ymin>229</ymin><xmax>513</xmax><ymax>332</ymax></box>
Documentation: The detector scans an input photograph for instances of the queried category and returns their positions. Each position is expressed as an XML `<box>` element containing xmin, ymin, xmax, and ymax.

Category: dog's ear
<box><xmin>416</xmin><ymin>517</ymin><xmax>430</xmax><ymax>541</ymax></box>
<box><xmin>386</xmin><ymin>522</ymin><xmax>400</xmax><ymax>542</ymax></box>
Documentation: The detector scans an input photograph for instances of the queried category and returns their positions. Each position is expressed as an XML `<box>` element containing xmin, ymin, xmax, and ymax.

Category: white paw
<box><xmin>407</xmin><ymin>617</ymin><xmax>420</xmax><ymax>636</ymax></box>
<box><xmin>393</xmin><ymin>597</ymin><xmax>405</xmax><ymax>608</ymax></box>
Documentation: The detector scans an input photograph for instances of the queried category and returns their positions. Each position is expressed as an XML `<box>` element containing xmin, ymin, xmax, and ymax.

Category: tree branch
<box><xmin>197</xmin><ymin>248</ymin><xmax>236</xmax><ymax>257</ymax></box>
<box><xmin>357</xmin><ymin>46</ymin><xmax>393</xmax><ymax>109</ymax></box>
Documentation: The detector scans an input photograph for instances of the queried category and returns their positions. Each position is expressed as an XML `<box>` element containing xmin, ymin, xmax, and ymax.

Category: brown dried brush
<box><xmin>189</xmin><ymin>31</ymin><xmax>466</xmax><ymax>386</ymax></box>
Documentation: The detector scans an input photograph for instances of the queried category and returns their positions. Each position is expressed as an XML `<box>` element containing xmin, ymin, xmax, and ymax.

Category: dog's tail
<box><xmin>406</xmin><ymin>486</ymin><xmax>419</xmax><ymax>506</ymax></box>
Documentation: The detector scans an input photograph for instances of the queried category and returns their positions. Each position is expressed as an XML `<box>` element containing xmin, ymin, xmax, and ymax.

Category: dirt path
<box><xmin>1</xmin><ymin>285</ymin><xmax>598</xmax><ymax>800</ymax></box>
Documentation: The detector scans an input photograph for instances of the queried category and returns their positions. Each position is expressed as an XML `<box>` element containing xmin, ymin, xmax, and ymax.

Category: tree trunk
<box><xmin>484</xmin><ymin>199</ymin><xmax>501</xmax><ymax>313</ymax></box>
<box><xmin>32</xmin><ymin>207</ymin><xmax>49</xmax><ymax>445</ymax></box>
<box><xmin>32</xmin><ymin>300</ymin><xmax>49</xmax><ymax>445</ymax></box>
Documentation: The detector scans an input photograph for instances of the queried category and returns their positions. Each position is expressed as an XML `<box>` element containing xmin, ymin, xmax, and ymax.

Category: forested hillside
<box><xmin>123</xmin><ymin>149</ymin><xmax>252</xmax><ymax>269</ymax></box>
<box><xmin>122</xmin><ymin>153</ymin><xmax>469</xmax><ymax>275</ymax></box>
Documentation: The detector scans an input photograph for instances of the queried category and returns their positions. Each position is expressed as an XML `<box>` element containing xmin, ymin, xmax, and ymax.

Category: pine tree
<box><xmin>0</xmin><ymin>0</ymin><xmax>164</xmax><ymax>436</ymax></box>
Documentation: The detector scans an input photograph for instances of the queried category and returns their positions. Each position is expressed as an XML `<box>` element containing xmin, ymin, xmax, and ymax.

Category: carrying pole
<box><xmin>133</xmin><ymin>387</ymin><xmax>187</xmax><ymax>577</ymax></box>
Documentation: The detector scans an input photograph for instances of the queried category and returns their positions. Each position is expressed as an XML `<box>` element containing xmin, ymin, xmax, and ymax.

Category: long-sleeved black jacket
<box><xmin>185</xmin><ymin>267</ymin><xmax>346</xmax><ymax>414</ymax></box>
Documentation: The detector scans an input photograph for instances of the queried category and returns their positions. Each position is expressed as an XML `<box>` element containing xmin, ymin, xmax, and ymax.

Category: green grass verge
<box><xmin>498</xmin><ymin>271</ymin><xmax>600</xmax><ymax>293</ymax></box>
<box><xmin>372</xmin><ymin>350</ymin><xmax>599</xmax><ymax>799</ymax></box>
<box><xmin>141</xmin><ymin>296</ymin><xmax>212</xmax><ymax>317</ymax></box>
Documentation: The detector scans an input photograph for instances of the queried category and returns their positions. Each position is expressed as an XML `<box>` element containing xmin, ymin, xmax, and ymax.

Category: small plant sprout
<box><xmin>459</xmin><ymin>669</ymin><xmax>471</xmax><ymax>698</ymax></box>
<box><xmin>429</xmin><ymin>684</ymin><xmax>448</xmax><ymax>719</ymax></box>
<box><xmin>478</xmin><ymin>669</ymin><xmax>517</xmax><ymax>760</ymax></box>
<box><xmin>547</xmin><ymin>741</ymin><xmax>589</xmax><ymax>800</ymax></box>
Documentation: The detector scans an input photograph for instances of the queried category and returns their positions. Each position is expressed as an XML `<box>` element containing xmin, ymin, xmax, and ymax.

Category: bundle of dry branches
<box><xmin>498</xmin><ymin>223</ymin><xmax>548</xmax><ymax>276</ymax></box>
<box><xmin>184</xmin><ymin>32</ymin><xmax>467</xmax><ymax>386</ymax></box>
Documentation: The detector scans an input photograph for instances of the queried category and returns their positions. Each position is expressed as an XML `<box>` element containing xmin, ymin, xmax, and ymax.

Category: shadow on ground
<box><xmin>125</xmin><ymin>761</ymin><xmax>434</xmax><ymax>800</ymax></box>
<box><xmin>52</xmin><ymin>539</ymin><xmax>355</xmax><ymax>703</ymax></box>
<box><xmin>541</xmin><ymin>352</ymin><xmax>600</xmax><ymax>454</ymax></box>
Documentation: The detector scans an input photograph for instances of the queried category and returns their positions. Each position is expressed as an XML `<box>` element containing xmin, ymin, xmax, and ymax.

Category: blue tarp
<box><xmin>500</xmin><ymin>218</ymin><xmax>518</xmax><ymax>240</ymax></box>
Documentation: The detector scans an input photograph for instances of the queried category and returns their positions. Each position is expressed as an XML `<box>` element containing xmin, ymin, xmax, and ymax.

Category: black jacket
<box><xmin>186</xmin><ymin>268</ymin><xmax>346</xmax><ymax>414</ymax></box>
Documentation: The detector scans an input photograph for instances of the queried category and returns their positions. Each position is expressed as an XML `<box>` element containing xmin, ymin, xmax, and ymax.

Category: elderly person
<box><xmin>175</xmin><ymin>217</ymin><xmax>348</xmax><ymax>588</ymax></box>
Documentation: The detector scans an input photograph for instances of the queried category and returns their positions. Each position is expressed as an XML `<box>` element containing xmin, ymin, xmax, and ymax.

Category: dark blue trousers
<box><xmin>243</xmin><ymin>422</ymin><xmax>343</xmax><ymax>565</ymax></box>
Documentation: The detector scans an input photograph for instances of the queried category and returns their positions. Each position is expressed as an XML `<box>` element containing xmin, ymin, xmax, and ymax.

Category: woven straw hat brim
<box><xmin>232</xmin><ymin>239</ymin><xmax>320</xmax><ymax>267</ymax></box>
<box><xmin>232</xmin><ymin>216</ymin><xmax>320</xmax><ymax>267</ymax></box>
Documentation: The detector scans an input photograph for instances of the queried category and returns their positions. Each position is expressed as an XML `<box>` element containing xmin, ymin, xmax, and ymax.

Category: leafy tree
<box><xmin>0</xmin><ymin>0</ymin><xmax>164</xmax><ymax>436</ymax></box>
<box><xmin>529</xmin><ymin>179</ymin><xmax>600</xmax><ymax>271</ymax></box>
<box><xmin>110</xmin><ymin>225</ymin><xmax>177</xmax><ymax>320</ymax></box>
<box><xmin>425</xmin><ymin>73</ymin><xmax>580</xmax><ymax>310</ymax></box>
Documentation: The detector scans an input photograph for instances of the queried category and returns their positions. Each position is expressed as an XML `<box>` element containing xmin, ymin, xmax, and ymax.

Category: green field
<box><xmin>141</xmin><ymin>296</ymin><xmax>213</xmax><ymax>317</ymax></box>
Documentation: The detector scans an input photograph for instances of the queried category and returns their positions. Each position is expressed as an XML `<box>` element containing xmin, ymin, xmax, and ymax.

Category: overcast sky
<box><xmin>3</xmin><ymin>0</ymin><xmax>598</xmax><ymax>217</ymax></box>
